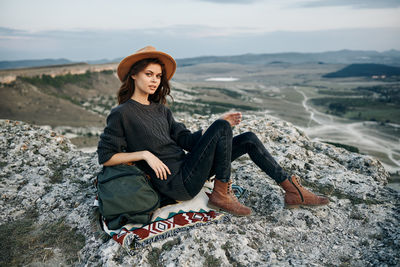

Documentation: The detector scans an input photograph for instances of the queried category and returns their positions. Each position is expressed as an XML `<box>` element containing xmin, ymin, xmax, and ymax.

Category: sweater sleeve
<box><xmin>97</xmin><ymin>109</ymin><xmax>128</xmax><ymax>164</ymax></box>
<box><xmin>166</xmin><ymin>108</ymin><xmax>202</xmax><ymax>152</ymax></box>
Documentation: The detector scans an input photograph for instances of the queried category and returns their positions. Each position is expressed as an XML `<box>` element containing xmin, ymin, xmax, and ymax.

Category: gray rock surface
<box><xmin>0</xmin><ymin>114</ymin><xmax>399</xmax><ymax>266</ymax></box>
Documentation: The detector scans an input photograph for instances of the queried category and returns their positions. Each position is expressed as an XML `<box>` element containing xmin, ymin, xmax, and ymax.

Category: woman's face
<box><xmin>131</xmin><ymin>63</ymin><xmax>162</xmax><ymax>96</ymax></box>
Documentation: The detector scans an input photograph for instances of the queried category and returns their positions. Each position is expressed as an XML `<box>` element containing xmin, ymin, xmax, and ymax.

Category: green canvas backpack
<box><xmin>97</xmin><ymin>164</ymin><xmax>160</xmax><ymax>230</ymax></box>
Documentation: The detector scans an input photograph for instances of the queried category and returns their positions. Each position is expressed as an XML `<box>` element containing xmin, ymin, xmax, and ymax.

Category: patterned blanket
<box><xmin>99</xmin><ymin>181</ymin><xmax>246</xmax><ymax>250</ymax></box>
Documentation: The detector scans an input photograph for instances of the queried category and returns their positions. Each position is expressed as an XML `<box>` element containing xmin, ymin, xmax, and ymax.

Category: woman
<box><xmin>97</xmin><ymin>46</ymin><xmax>329</xmax><ymax>216</ymax></box>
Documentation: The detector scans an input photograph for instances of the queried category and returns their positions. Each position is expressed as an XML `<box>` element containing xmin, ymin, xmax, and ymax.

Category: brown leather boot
<box><xmin>280</xmin><ymin>175</ymin><xmax>329</xmax><ymax>208</ymax></box>
<box><xmin>207</xmin><ymin>180</ymin><xmax>252</xmax><ymax>216</ymax></box>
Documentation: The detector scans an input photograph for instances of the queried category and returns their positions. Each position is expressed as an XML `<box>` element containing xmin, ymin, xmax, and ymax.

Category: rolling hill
<box><xmin>1</xmin><ymin>49</ymin><xmax>400</xmax><ymax>70</ymax></box>
<box><xmin>323</xmin><ymin>63</ymin><xmax>400</xmax><ymax>78</ymax></box>
<box><xmin>0</xmin><ymin>58</ymin><xmax>76</xmax><ymax>70</ymax></box>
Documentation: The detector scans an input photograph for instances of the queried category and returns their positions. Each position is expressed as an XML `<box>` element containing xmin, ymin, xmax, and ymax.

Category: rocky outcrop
<box><xmin>0</xmin><ymin>63</ymin><xmax>117</xmax><ymax>84</ymax></box>
<box><xmin>1</xmin><ymin>113</ymin><xmax>399</xmax><ymax>266</ymax></box>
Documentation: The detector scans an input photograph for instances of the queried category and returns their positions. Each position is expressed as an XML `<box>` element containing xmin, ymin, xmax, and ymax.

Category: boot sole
<box><xmin>207</xmin><ymin>203</ymin><xmax>252</xmax><ymax>217</ymax></box>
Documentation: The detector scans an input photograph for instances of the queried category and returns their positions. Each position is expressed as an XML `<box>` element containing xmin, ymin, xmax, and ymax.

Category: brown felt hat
<box><xmin>117</xmin><ymin>46</ymin><xmax>176</xmax><ymax>82</ymax></box>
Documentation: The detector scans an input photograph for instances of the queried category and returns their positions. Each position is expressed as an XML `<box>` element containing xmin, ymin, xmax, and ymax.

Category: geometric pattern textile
<box><xmin>100</xmin><ymin>182</ymin><xmax>246</xmax><ymax>251</ymax></box>
<box><xmin>107</xmin><ymin>210</ymin><xmax>225</xmax><ymax>250</ymax></box>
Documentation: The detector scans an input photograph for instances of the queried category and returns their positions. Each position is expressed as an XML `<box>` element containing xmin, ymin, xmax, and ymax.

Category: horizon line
<box><xmin>1</xmin><ymin>48</ymin><xmax>400</xmax><ymax>63</ymax></box>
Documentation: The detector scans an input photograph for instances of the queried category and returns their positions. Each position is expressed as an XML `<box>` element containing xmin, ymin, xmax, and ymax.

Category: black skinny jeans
<box><xmin>182</xmin><ymin>119</ymin><xmax>290</xmax><ymax>197</ymax></box>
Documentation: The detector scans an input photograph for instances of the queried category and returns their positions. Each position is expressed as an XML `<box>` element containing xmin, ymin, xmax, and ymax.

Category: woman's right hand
<box><xmin>142</xmin><ymin>151</ymin><xmax>171</xmax><ymax>180</ymax></box>
<box><xmin>220</xmin><ymin>111</ymin><xmax>242</xmax><ymax>127</ymax></box>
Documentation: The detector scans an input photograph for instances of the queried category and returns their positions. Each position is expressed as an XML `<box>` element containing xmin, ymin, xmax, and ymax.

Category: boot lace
<box><xmin>227</xmin><ymin>181</ymin><xmax>233</xmax><ymax>195</ymax></box>
<box><xmin>227</xmin><ymin>181</ymin><xmax>239</xmax><ymax>202</ymax></box>
<box><xmin>292</xmin><ymin>175</ymin><xmax>304</xmax><ymax>188</ymax></box>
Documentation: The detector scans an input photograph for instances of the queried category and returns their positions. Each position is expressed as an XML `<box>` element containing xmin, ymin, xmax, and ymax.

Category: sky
<box><xmin>0</xmin><ymin>0</ymin><xmax>399</xmax><ymax>61</ymax></box>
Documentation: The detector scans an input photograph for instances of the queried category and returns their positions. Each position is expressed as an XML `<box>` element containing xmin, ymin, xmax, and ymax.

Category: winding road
<box><xmin>293</xmin><ymin>86</ymin><xmax>400</xmax><ymax>174</ymax></box>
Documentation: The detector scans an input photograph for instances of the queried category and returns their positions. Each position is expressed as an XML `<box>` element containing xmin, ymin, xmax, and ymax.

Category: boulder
<box><xmin>0</xmin><ymin>114</ymin><xmax>398</xmax><ymax>266</ymax></box>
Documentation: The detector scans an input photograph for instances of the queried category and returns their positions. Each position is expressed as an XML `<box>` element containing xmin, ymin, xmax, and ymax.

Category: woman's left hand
<box><xmin>220</xmin><ymin>112</ymin><xmax>242</xmax><ymax>127</ymax></box>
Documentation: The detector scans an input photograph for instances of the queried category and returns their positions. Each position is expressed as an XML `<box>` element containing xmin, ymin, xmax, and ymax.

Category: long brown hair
<box><xmin>117</xmin><ymin>58</ymin><xmax>172</xmax><ymax>105</ymax></box>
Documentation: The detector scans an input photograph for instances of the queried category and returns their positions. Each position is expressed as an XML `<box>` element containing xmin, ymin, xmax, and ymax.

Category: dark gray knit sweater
<box><xmin>97</xmin><ymin>99</ymin><xmax>202</xmax><ymax>200</ymax></box>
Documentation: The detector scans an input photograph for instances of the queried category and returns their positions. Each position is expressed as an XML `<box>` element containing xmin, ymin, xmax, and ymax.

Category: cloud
<box><xmin>194</xmin><ymin>0</ymin><xmax>400</xmax><ymax>8</ymax></box>
<box><xmin>299</xmin><ymin>0</ymin><xmax>400</xmax><ymax>9</ymax></box>
<box><xmin>1</xmin><ymin>26</ymin><xmax>399</xmax><ymax>61</ymax></box>
<box><xmin>0</xmin><ymin>27</ymin><xmax>26</xmax><ymax>36</ymax></box>
<box><xmin>195</xmin><ymin>0</ymin><xmax>260</xmax><ymax>4</ymax></box>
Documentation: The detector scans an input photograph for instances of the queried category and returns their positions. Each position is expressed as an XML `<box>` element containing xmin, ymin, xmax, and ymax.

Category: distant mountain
<box><xmin>323</xmin><ymin>63</ymin><xmax>400</xmax><ymax>78</ymax></box>
<box><xmin>2</xmin><ymin>49</ymin><xmax>400</xmax><ymax>70</ymax></box>
<box><xmin>86</xmin><ymin>57</ymin><xmax>122</xmax><ymax>65</ymax></box>
<box><xmin>0</xmin><ymin>58</ymin><xmax>75</xmax><ymax>70</ymax></box>
<box><xmin>176</xmin><ymin>50</ymin><xmax>400</xmax><ymax>67</ymax></box>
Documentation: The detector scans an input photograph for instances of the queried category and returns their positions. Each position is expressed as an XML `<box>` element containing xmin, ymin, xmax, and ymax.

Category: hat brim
<box><xmin>117</xmin><ymin>51</ymin><xmax>176</xmax><ymax>82</ymax></box>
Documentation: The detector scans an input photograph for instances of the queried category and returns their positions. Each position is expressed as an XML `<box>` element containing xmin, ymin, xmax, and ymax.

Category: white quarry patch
<box><xmin>205</xmin><ymin>77</ymin><xmax>239</xmax><ymax>82</ymax></box>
